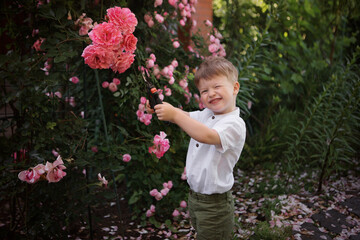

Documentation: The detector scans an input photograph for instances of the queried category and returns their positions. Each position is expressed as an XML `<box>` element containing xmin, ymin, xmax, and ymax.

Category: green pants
<box><xmin>188</xmin><ymin>190</ymin><xmax>234</xmax><ymax>240</ymax></box>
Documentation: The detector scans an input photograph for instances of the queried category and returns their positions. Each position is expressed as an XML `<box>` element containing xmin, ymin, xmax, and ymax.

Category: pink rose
<box><xmin>111</xmin><ymin>51</ymin><xmax>135</xmax><ymax>74</ymax></box>
<box><xmin>180</xmin><ymin>200</ymin><xmax>187</xmax><ymax>208</ymax></box>
<box><xmin>146</xmin><ymin>59</ymin><xmax>155</xmax><ymax>68</ymax></box>
<box><xmin>167</xmin><ymin>180</ymin><xmax>173</xmax><ymax>189</ymax></box>
<box><xmin>140</xmin><ymin>97</ymin><xmax>147</xmax><ymax>105</ymax></box>
<box><xmin>113</xmin><ymin>78</ymin><xmax>121</xmax><ymax>85</ymax></box>
<box><xmin>82</xmin><ymin>44</ymin><xmax>115</xmax><ymax>69</ymax></box>
<box><xmin>146</xmin><ymin>209</ymin><xmax>153</xmax><ymax>217</ymax></box>
<box><xmin>44</xmin><ymin>156</ymin><xmax>67</xmax><ymax>183</ymax></box>
<box><xmin>150</xmin><ymin>189</ymin><xmax>159</xmax><ymax>196</ymax></box>
<box><xmin>102</xmin><ymin>81</ymin><xmax>109</xmax><ymax>88</ymax></box>
<box><xmin>108</xmin><ymin>82</ymin><xmax>118</xmax><ymax>92</ymax></box>
<box><xmin>173</xmin><ymin>41</ymin><xmax>180</xmax><ymax>48</ymax></box>
<box><xmin>150</xmin><ymin>204</ymin><xmax>156</xmax><ymax>212</ymax></box>
<box><xmin>18</xmin><ymin>164</ymin><xmax>45</xmax><ymax>184</ymax></box>
<box><xmin>122</xmin><ymin>154</ymin><xmax>131</xmax><ymax>162</ymax></box>
<box><xmin>179</xmin><ymin>19</ymin><xmax>185</xmax><ymax>26</ymax></box>
<box><xmin>208</xmin><ymin>43</ymin><xmax>219</xmax><ymax>53</ymax></box>
<box><xmin>168</xmin><ymin>0</ymin><xmax>178</xmax><ymax>7</ymax></box>
<box><xmin>32</xmin><ymin>38</ymin><xmax>45</xmax><ymax>51</ymax></box>
<box><xmin>169</xmin><ymin>77</ymin><xmax>175</xmax><ymax>85</ymax></box>
<box><xmin>205</xmin><ymin>19</ymin><xmax>212</xmax><ymax>27</ymax></box>
<box><xmin>154</xmin><ymin>0</ymin><xmax>163</xmax><ymax>7</ymax></box>
<box><xmin>91</xmin><ymin>146</ymin><xmax>98</xmax><ymax>153</ymax></box>
<box><xmin>69</xmin><ymin>76</ymin><xmax>79</xmax><ymax>84</ymax></box>
<box><xmin>172</xmin><ymin>209</ymin><xmax>180</xmax><ymax>217</ymax></box>
<box><xmin>155</xmin><ymin>14</ymin><xmax>164</xmax><ymax>23</ymax></box>
<box><xmin>106</xmin><ymin>7</ymin><xmax>138</xmax><ymax>34</ymax></box>
<box><xmin>122</xmin><ymin>34</ymin><xmax>137</xmax><ymax>52</ymax></box>
<box><xmin>147</xmin><ymin>19</ymin><xmax>154</xmax><ymax>28</ymax></box>
<box><xmin>88</xmin><ymin>22</ymin><xmax>123</xmax><ymax>48</ymax></box>
<box><xmin>155</xmin><ymin>192</ymin><xmax>163</xmax><ymax>201</ymax></box>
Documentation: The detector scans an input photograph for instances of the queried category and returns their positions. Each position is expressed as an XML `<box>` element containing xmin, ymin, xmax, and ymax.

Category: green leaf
<box><xmin>46</xmin><ymin>122</ymin><xmax>57</xmax><ymax>129</ymax></box>
<box><xmin>290</xmin><ymin>73</ymin><xmax>303</xmax><ymax>84</ymax></box>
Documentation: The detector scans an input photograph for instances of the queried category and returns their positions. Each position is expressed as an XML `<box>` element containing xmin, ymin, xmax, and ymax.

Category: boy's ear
<box><xmin>233</xmin><ymin>82</ymin><xmax>240</xmax><ymax>95</ymax></box>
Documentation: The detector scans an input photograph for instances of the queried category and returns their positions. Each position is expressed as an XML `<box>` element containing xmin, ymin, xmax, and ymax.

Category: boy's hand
<box><xmin>154</xmin><ymin>102</ymin><xmax>177</xmax><ymax>122</ymax></box>
<box><xmin>145</xmin><ymin>100</ymin><xmax>155</xmax><ymax>114</ymax></box>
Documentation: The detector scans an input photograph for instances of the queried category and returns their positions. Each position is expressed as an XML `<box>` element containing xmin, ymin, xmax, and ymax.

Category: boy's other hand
<box><xmin>145</xmin><ymin>100</ymin><xmax>155</xmax><ymax>114</ymax></box>
<box><xmin>154</xmin><ymin>102</ymin><xmax>176</xmax><ymax>122</ymax></box>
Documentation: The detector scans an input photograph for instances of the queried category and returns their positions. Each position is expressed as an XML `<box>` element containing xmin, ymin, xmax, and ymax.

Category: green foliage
<box><xmin>251</xmin><ymin>221</ymin><xmax>292</xmax><ymax>240</ymax></box>
<box><xmin>214</xmin><ymin>0</ymin><xmax>360</xmax><ymax>193</ymax></box>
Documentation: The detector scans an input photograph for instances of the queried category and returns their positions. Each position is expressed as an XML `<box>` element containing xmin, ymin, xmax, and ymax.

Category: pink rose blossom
<box><xmin>102</xmin><ymin>81</ymin><xmax>109</xmax><ymax>88</ymax></box>
<box><xmin>122</xmin><ymin>153</ymin><xmax>131</xmax><ymax>162</ymax></box>
<box><xmin>111</xmin><ymin>51</ymin><xmax>135</xmax><ymax>73</ymax></box>
<box><xmin>44</xmin><ymin>156</ymin><xmax>67</xmax><ymax>183</ymax></box>
<box><xmin>150</xmin><ymin>204</ymin><xmax>156</xmax><ymax>212</ymax></box>
<box><xmin>54</xmin><ymin>91</ymin><xmax>62</xmax><ymax>98</ymax></box>
<box><xmin>208</xmin><ymin>43</ymin><xmax>220</xmax><ymax>53</ymax></box>
<box><xmin>106</xmin><ymin>7</ymin><xmax>138</xmax><ymax>34</ymax></box>
<box><xmin>91</xmin><ymin>146</ymin><xmax>98</xmax><ymax>153</ymax></box>
<box><xmin>168</xmin><ymin>0</ymin><xmax>178</xmax><ymax>7</ymax></box>
<box><xmin>82</xmin><ymin>44</ymin><xmax>115</xmax><ymax>69</ymax></box>
<box><xmin>205</xmin><ymin>19</ymin><xmax>212</xmax><ymax>27</ymax></box>
<box><xmin>32</xmin><ymin>38</ymin><xmax>45</xmax><ymax>51</ymax></box>
<box><xmin>150</xmin><ymin>53</ymin><xmax>156</xmax><ymax>61</ymax></box>
<box><xmin>18</xmin><ymin>164</ymin><xmax>45</xmax><ymax>184</ymax></box>
<box><xmin>140</xmin><ymin>97</ymin><xmax>147</xmax><ymax>105</ymax></box>
<box><xmin>122</xmin><ymin>34</ymin><xmax>137</xmax><ymax>52</ymax></box>
<box><xmin>155</xmin><ymin>14</ymin><xmax>164</xmax><ymax>23</ymax></box>
<box><xmin>164</xmin><ymin>86</ymin><xmax>172</xmax><ymax>96</ymax></box>
<box><xmin>150</xmin><ymin>189</ymin><xmax>159</xmax><ymax>196</ymax></box>
<box><xmin>155</xmin><ymin>192</ymin><xmax>163</xmax><ymax>201</ymax></box>
<box><xmin>180</xmin><ymin>200</ymin><xmax>187</xmax><ymax>208</ymax></box>
<box><xmin>154</xmin><ymin>0</ymin><xmax>163</xmax><ymax>7</ymax></box>
<box><xmin>146</xmin><ymin>209</ymin><xmax>153</xmax><ymax>217</ymax></box>
<box><xmin>171</xmin><ymin>59</ymin><xmax>178</xmax><ymax>67</ymax></box>
<box><xmin>108</xmin><ymin>82</ymin><xmax>118</xmax><ymax>92</ymax></box>
<box><xmin>178</xmin><ymin>3</ymin><xmax>184</xmax><ymax>9</ymax></box>
<box><xmin>146</xmin><ymin>59</ymin><xmax>155</xmax><ymax>68</ymax></box>
<box><xmin>52</xmin><ymin>149</ymin><xmax>59</xmax><ymax>157</ymax></box>
<box><xmin>147</xmin><ymin>19</ymin><xmax>154</xmax><ymax>28</ymax></box>
<box><xmin>88</xmin><ymin>22</ymin><xmax>123</xmax><ymax>48</ymax></box>
<box><xmin>169</xmin><ymin>77</ymin><xmax>175</xmax><ymax>85</ymax></box>
<box><xmin>98</xmin><ymin>173</ymin><xmax>108</xmax><ymax>188</ymax></box>
<box><xmin>161</xmin><ymin>188</ymin><xmax>170</xmax><ymax>196</ymax></box>
<box><xmin>179</xmin><ymin>19</ymin><xmax>185</xmax><ymax>26</ymax></box>
<box><xmin>69</xmin><ymin>76</ymin><xmax>79</xmax><ymax>84</ymax></box>
<box><xmin>167</xmin><ymin>180</ymin><xmax>173</xmax><ymax>189</ymax></box>
<box><xmin>172</xmin><ymin>209</ymin><xmax>180</xmax><ymax>217</ymax></box>
<box><xmin>148</xmin><ymin>131</ymin><xmax>170</xmax><ymax>159</ymax></box>
<box><xmin>113</xmin><ymin>78</ymin><xmax>121</xmax><ymax>85</ymax></box>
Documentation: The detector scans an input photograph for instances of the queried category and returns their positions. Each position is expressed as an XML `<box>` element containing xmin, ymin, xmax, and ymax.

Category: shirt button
<box><xmin>212</xmin><ymin>116</ymin><xmax>215</xmax><ymax>119</ymax></box>
<box><xmin>196</xmin><ymin>143</ymin><xmax>199</xmax><ymax>147</ymax></box>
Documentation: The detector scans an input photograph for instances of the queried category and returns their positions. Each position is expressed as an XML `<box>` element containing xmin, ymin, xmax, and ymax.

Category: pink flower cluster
<box><xmin>146</xmin><ymin>53</ymin><xmax>178</xmax><ymax>86</ymax></box>
<box><xmin>81</xmin><ymin>7</ymin><xmax>138</xmax><ymax>73</ymax></box>
<box><xmin>146</xmin><ymin>204</ymin><xmax>156</xmax><ymax>217</ymax></box>
<box><xmin>136</xmin><ymin>97</ymin><xmax>153</xmax><ymax>125</ymax></box>
<box><xmin>207</xmin><ymin>25</ymin><xmax>226</xmax><ymax>57</ymax></box>
<box><xmin>102</xmin><ymin>78</ymin><xmax>121</xmax><ymax>92</ymax></box>
<box><xmin>148</xmin><ymin>131</ymin><xmax>170</xmax><ymax>159</ymax></box>
<box><xmin>75</xmin><ymin>13</ymin><xmax>94</xmax><ymax>36</ymax></box>
<box><xmin>149</xmin><ymin>180</ymin><xmax>173</xmax><ymax>201</ymax></box>
<box><xmin>18</xmin><ymin>156</ymin><xmax>67</xmax><ymax>184</ymax></box>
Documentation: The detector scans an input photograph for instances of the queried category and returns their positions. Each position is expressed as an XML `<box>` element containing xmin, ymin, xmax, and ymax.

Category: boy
<box><xmin>148</xmin><ymin>56</ymin><xmax>246</xmax><ymax>239</ymax></box>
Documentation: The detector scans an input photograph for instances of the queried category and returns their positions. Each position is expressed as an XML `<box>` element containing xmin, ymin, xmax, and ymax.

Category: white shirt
<box><xmin>186</xmin><ymin>107</ymin><xmax>246</xmax><ymax>194</ymax></box>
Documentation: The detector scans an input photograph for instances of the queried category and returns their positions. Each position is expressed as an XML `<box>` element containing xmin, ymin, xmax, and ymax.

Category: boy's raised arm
<box><xmin>154</xmin><ymin>102</ymin><xmax>221</xmax><ymax>146</ymax></box>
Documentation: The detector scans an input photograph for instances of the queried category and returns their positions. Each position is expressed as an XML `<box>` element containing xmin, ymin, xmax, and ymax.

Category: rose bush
<box><xmin>0</xmin><ymin>0</ymin><xmax>244</xmax><ymax>238</ymax></box>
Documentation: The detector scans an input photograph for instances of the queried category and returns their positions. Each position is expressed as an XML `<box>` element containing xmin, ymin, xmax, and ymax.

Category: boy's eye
<box><xmin>201</xmin><ymin>90</ymin><xmax>208</xmax><ymax>94</ymax></box>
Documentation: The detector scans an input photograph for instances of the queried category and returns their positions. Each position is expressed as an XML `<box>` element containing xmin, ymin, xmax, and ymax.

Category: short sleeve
<box><xmin>212</xmin><ymin>117</ymin><xmax>246</xmax><ymax>153</ymax></box>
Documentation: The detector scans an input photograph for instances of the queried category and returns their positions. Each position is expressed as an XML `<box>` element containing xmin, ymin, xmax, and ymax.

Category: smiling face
<box><xmin>198</xmin><ymin>75</ymin><xmax>239</xmax><ymax>115</ymax></box>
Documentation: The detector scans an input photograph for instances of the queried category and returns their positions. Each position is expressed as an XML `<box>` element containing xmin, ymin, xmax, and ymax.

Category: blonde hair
<box><xmin>194</xmin><ymin>56</ymin><xmax>238</xmax><ymax>87</ymax></box>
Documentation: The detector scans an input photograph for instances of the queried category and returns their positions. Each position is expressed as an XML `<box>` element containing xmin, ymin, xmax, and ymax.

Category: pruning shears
<box><xmin>142</xmin><ymin>71</ymin><xmax>162</xmax><ymax>109</ymax></box>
